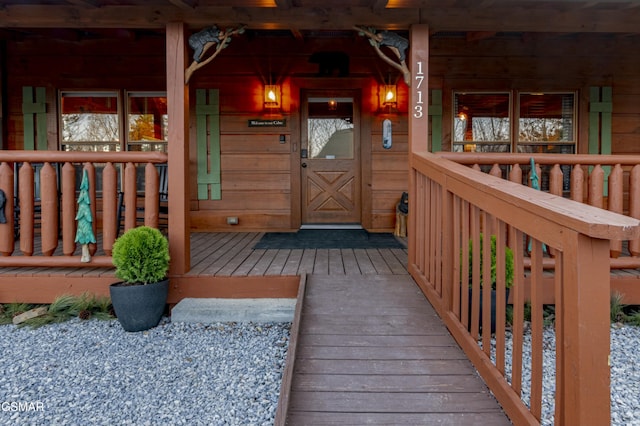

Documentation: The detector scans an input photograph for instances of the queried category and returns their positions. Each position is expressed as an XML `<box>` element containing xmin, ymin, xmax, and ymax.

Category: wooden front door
<box><xmin>301</xmin><ymin>91</ymin><xmax>361</xmax><ymax>224</ymax></box>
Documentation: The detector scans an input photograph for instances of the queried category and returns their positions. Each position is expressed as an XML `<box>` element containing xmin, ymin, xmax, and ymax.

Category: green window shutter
<box><xmin>429</xmin><ymin>89</ymin><xmax>443</xmax><ymax>152</ymax></box>
<box><xmin>195</xmin><ymin>89</ymin><xmax>221</xmax><ymax>200</ymax></box>
<box><xmin>22</xmin><ymin>86</ymin><xmax>47</xmax><ymax>150</ymax></box>
<box><xmin>589</xmin><ymin>86</ymin><xmax>613</xmax><ymax>195</ymax></box>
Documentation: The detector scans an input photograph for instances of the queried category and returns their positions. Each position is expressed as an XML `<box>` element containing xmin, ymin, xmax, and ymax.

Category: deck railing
<box><xmin>0</xmin><ymin>151</ymin><xmax>168</xmax><ymax>268</ymax></box>
<box><xmin>440</xmin><ymin>152</ymin><xmax>640</xmax><ymax>267</ymax></box>
<box><xmin>409</xmin><ymin>151</ymin><xmax>640</xmax><ymax>425</ymax></box>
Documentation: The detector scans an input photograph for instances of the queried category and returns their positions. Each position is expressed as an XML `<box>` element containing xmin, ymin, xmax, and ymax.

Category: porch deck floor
<box><xmin>0</xmin><ymin>231</ymin><xmax>409</xmax><ymax>278</ymax></box>
<box><xmin>186</xmin><ymin>232</ymin><xmax>410</xmax><ymax>277</ymax></box>
<box><xmin>279</xmin><ymin>274</ymin><xmax>511</xmax><ymax>424</ymax></box>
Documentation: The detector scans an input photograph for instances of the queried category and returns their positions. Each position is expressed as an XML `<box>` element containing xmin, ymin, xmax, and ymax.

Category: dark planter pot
<box><xmin>468</xmin><ymin>288</ymin><xmax>511</xmax><ymax>334</ymax></box>
<box><xmin>110</xmin><ymin>279</ymin><xmax>169</xmax><ymax>332</ymax></box>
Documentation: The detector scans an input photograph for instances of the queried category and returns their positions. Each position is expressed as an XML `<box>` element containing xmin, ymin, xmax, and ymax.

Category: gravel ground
<box><xmin>2</xmin><ymin>316</ymin><xmax>638</xmax><ymax>425</ymax></box>
<box><xmin>495</xmin><ymin>324</ymin><xmax>640</xmax><ymax>425</ymax></box>
<box><xmin>0</xmin><ymin>318</ymin><xmax>290</xmax><ymax>426</ymax></box>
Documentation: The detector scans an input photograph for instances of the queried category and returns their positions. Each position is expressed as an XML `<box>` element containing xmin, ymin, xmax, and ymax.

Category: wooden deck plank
<box><xmin>298</xmin><ymin>249</ymin><xmax>316</xmax><ymax>275</ymax></box>
<box><xmin>247</xmin><ymin>249</ymin><xmax>274</xmax><ymax>276</ymax></box>
<box><xmin>295</xmin><ymin>345</ymin><xmax>468</xmax><ymax>360</ymax></box>
<box><xmin>265</xmin><ymin>249</ymin><xmax>292</xmax><ymax>276</ymax></box>
<box><xmin>365</xmin><ymin>248</ymin><xmax>393</xmax><ymax>274</ymax></box>
<box><xmin>281</xmin><ymin>249</ymin><xmax>303</xmax><ymax>276</ymax></box>
<box><xmin>291</xmin><ymin>373</ymin><xmax>491</xmax><ymax>393</ymax></box>
<box><xmin>353</xmin><ymin>248</ymin><xmax>378</xmax><ymax>274</ymax></box>
<box><xmin>340</xmin><ymin>249</ymin><xmax>361</xmax><ymax>274</ymax></box>
<box><xmin>312</xmin><ymin>249</ymin><xmax>329</xmax><ymax>274</ymax></box>
<box><xmin>189</xmin><ymin>232</ymin><xmax>235</xmax><ymax>269</ymax></box>
<box><xmin>288</xmin><ymin>391</ymin><xmax>506</xmax><ymax>413</ymax></box>
<box><xmin>201</xmin><ymin>233</ymin><xmax>260</xmax><ymax>276</ymax></box>
<box><xmin>377</xmin><ymin>247</ymin><xmax>409</xmax><ymax>274</ymax></box>
<box><xmin>231</xmin><ymin>246</ymin><xmax>267</xmax><ymax>276</ymax></box>
<box><xmin>328</xmin><ymin>248</ymin><xmax>345</xmax><ymax>274</ymax></box>
<box><xmin>188</xmin><ymin>232</ymin><xmax>253</xmax><ymax>275</ymax></box>
<box><xmin>283</xmin><ymin>274</ymin><xmax>509</xmax><ymax>424</ymax></box>
<box><xmin>286</xmin><ymin>412</ymin><xmax>511</xmax><ymax>425</ymax></box>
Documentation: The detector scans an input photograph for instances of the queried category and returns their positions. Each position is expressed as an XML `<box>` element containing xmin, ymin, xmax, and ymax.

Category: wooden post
<box><xmin>559</xmin><ymin>231</ymin><xmax>611</xmax><ymax>425</ymax></box>
<box><xmin>166</xmin><ymin>22</ymin><xmax>190</xmax><ymax>274</ymax></box>
<box><xmin>408</xmin><ymin>24</ymin><xmax>429</xmax><ymax>272</ymax></box>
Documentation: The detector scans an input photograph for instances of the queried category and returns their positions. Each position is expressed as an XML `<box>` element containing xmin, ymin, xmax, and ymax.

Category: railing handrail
<box><xmin>438</xmin><ymin>151</ymin><xmax>640</xmax><ymax>166</ymax></box>
<box><xmin>414</xmin><ymin>151</ymin><xmax>640</xmax><ymax>241</ymax></box>
<box><xmin>0</xmin><ymin>150</ymin><xmax>168</xmax><ymax>164</ymax></box>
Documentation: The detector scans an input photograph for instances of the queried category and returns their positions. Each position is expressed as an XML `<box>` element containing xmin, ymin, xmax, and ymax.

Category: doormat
<box><xmin>253</xmin><ymin>229</ymin><xmax>405</xmax><ymax>249</ymax></box>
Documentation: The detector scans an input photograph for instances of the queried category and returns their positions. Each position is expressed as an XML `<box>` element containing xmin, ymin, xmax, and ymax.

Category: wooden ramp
<box><xmin>277</xmin><ymin>274</ymin><xmax>511</xmax><ymax>425</ymax></box>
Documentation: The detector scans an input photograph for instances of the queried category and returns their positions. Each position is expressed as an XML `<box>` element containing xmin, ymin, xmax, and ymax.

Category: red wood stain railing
<box><xmin>0</xmin><ymin>151</ymin><xmax>168</xmax><ymax>267</ymax></box>
<box><xmin>409</xmin><ymin>151</ymin><xmax>640</xmax><ymax>425</ymax></box>
<box><xmin>440</xmin><ymin>152</ymin><xmax>640</xmax><ymax>265</ymax></box>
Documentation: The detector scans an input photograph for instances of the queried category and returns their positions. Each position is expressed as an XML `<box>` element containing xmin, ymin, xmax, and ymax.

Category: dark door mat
<box><xmin>253</xmin><ymin>229</ymin><xmax>405</xmax><ymax>249</ymax></box>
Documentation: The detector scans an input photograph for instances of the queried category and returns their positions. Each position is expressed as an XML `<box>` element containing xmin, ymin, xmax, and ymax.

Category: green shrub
<box><xmin>112</xmin><ymin>226</ymin><xmax>170</xmax><ymax>285</ymax></box>
<box><xmin>467</xmin><ymin>233</ymin><xmax>514</xmax><ymax>289</ymax></box>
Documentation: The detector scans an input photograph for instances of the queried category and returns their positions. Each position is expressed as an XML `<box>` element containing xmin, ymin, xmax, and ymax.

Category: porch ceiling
<box><xmin>0</xmin><ymin>0</ymin><xmax>638</xmax><ymax>36</ymax></box>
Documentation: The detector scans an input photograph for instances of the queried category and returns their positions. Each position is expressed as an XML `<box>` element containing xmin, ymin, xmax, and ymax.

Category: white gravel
<box><xmin>493</xmin><ymin>324</ymin><xmax>640</xmax><ymax>425</ymax></box>
<box><xmin>0</xmin><ymin>318</ymin><xmax>290</xmax><ymax>425</ymax></box>
<box><xmin>2</xmin><ymin>315</ymin><xmax>638</xmax><ymax>425</ymax></box>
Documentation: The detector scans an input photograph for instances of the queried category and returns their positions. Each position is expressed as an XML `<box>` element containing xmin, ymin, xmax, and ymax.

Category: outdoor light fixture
<box><xmin>264</xmin><ymin>84</ymin><xmax>281</xmax><ymax>108</ymax></box>
<box><xmin>382</xmin><ymin>84</ymin><xmax>397</xmax><ymax>107</ymax></box>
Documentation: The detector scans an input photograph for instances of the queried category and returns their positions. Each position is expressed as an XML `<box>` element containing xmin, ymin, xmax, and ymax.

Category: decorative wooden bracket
<box><xmin>354</xmin><ymin>26</ymin><xmax>411</xmax><ymax>87</ymax></box>
<box><xmin>185</xmin><ymin>25</ymin><xmax>246</xmax><ymax>85</ymax></box>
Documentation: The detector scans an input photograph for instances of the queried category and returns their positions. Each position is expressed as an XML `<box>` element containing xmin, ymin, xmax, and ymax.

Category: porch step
<box><xmin>170</xmin><ymin>298</ymin><xmax>296</xmax><ymax>323</ymax></box>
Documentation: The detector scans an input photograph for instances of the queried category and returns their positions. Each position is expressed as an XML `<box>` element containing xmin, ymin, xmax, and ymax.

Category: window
<box><xmin>60</xmin><ymin>91</ymin><xmax>121</xmax><ymax>152</ymax></box>
<box><xmin>452</xmin><ymin>91</ymin><xmax>576</xmax><ymax>155</ymax></box>
<box><xmin>127</xmin><ymin>92</ymin><xmax>168</xmax><ymax>152</ymax></box>
<box><xmin>59</xmin><ymin>90</ymin><xmax>168</xmax><ymax>152</ymax></box>
<box><xmin>517</xmin><ymin>92</ymin><xmax>575</xmax><ymax>154</ymax></box>
<box><xmin>453</xmin><ymin>92</ymin><xmax>511</xmax><ymax>153</ymax></box>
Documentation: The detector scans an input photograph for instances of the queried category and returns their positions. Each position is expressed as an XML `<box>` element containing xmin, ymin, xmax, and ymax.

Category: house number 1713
<box><xmin>413</xmin><ymin>61</ymin><xmax>425</xmax><ymax>119</ymax></box>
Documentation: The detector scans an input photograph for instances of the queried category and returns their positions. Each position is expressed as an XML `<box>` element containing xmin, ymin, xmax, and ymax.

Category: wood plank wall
<box><xmin>428</xmin><ymin>33</ymin><xmax>640</xmax><ymax>155</ymax></box>
<box><xmin>4</xmin><ymin>31</ymin><xmax>640</xmax><ymax>232</ymax></box>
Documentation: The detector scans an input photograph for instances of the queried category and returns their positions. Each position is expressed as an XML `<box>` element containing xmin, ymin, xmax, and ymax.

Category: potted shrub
<box><xmin>466</xmin><ymin>234</ymin><xmax>514</xmax><ymax>332</ymax></box>
<box><xmin>109</xmin><ymin>226</ymin><xmax>170</xmax><ymax>332</ymax></box>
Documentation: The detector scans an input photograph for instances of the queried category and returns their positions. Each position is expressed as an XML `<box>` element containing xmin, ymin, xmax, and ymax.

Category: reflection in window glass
<box><xmin>127</xmin><ymin>92</ymin><xmax>168</xmax><ymax>152</ymax></box>
<box><xmin>453</xmin><ymin>93</ymin><xmax>510</xmax><ymax>153</ymax></box>
<box><xmin>60</xmin><ymin>91</ymin><xmax>120</xmax><ymax>151</ymax></box>
<box><xmin>519</xmin><ymin>93</ymin><xmax>575</xmax><ymax>143</ymax></box>
<box><xmin>308</xmin><ymin>97</ymin><xmax>354</xmax><ymax>159</ymax></box>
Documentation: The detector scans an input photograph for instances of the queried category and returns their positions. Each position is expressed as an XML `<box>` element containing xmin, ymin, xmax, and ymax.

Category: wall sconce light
<box><xmin>383</xmin><ymin>84</ymin><xmax>397</xmax><ymax>107</ymax></box>
<box><xmin>328</xmin><ymin>98</ymin><xmax>338</xmax><ymax>111</ymax></box>
<box><xmin>264</xmin><ymin>84</ymin><xmax>281</xmax><ymax>109</ymax></box>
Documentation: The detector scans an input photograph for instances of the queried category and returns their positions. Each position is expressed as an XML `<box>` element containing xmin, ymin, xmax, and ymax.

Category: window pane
<box><xmin>308</xmin><ymin>97</ymin><xmax>354</xmax><ymax>159</ymax></box>
<box><xmin>61</xmin><ymin>92</ymin><xmax>120</xmax><ymax>144</ymax></box>
<box><xmin>127</xmin><ymin>92</ymin><xmax>168</xmax><ymax>152</ymax></box>
<box><xmin>453</xmin><ymin>92</ymin><xmax>510</xmax><ymax>152</ymax></box>
<box><xmin>519</xmin><ymin>93</ymin><xmax>575</xmax><ymax>142</ymax></box>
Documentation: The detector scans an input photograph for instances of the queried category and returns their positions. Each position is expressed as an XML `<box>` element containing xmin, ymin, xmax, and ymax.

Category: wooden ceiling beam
<box><xmin>64</xmin><ymin>0</ymin><xmax>99</xmax><ymax>7</ymax></box>
<box><xmin>274</xmin><ymin>0</ymin><xmax>294</xmax><ymax>9</ymax></box>
<box><xmin>168</xmin><ymin>0</ymin><xmax>198</xmax><ymax>11</ymax></box>
<box><xmin>0</xmin><ymin>4</ymin><xmax>638</xmax><ymax>34</ymax></box>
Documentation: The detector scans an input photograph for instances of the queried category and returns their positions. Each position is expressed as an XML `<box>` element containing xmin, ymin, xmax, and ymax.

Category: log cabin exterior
<box><xmin>2</xmin><ymin>1</ymin><xmax>640</xmax><ymax>424</ymax></box>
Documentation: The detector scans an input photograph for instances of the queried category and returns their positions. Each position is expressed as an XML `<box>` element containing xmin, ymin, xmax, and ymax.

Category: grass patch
<box><xmin>0</xmin><ymin>293</ymin><xmax>114</xmax><ymax>328</ymax></box>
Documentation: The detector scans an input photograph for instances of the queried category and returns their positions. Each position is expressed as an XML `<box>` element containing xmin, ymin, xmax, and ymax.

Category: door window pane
<box><xmin>308</xmin><ymin>97</ymin><xmax>354</xmax><ymax>159</ymax></box>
